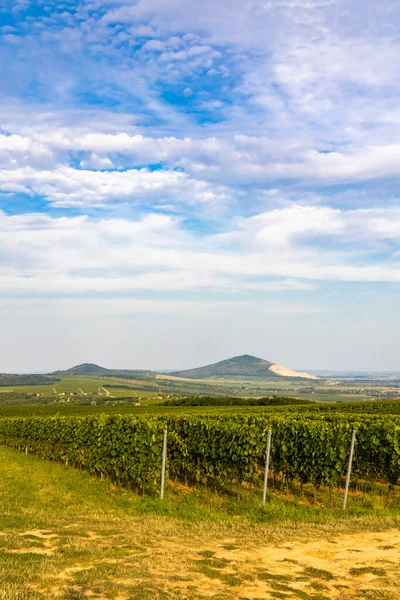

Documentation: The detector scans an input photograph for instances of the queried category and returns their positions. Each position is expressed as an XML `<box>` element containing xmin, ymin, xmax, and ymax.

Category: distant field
<box><xmin>0</xmin><ymin>376</ymin><xmax>151</xmax><ymax>396</ymax></box>
<box><xmin>1</xmin><ymin>372</ymin><xmax>400</xmax><ymax>407</ymax></box>
<box><xmin>0</xmin><ymin>376</ymin><xmax>160</xmax><ymax>406</ymax></box>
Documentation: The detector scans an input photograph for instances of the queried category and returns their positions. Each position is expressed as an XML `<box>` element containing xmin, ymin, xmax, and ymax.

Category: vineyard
<box><xmin>3</xmin><ymin>397</ymin><xmax>400</xmax><ymax>419</ymax></box>
<box><xmin>0</xmin><ymin>410</ymin><xmax>399</xmax><ymax>502</ymax></box>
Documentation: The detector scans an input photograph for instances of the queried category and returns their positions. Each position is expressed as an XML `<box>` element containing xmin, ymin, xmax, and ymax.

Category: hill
<box><xmin>0</xmin><ymin>374</ymin><xmax>60</xmax><ymax>387</ymax></box>
<box><xmin>50</xmin><ymin>363</ymin><xmax>158</xmax><ymax>380</ymax></box>
<box><xmin>51</xmin><ymin>363</ymin><xmax>109</xmax><ymax>376</ymax></box>
<box><xmin>171</xmin><ymin>354</ymin><xmax>319</xmax><ymax>380</ymax></box>
<box><xmin>50</xmin><ymin>356</ymin><xmax>318</xmax><ymax>382</ymax></box>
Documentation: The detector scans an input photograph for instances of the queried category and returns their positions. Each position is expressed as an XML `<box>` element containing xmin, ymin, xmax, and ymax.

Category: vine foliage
<box><xmin>0</xmin><ymin>413</ymin><xmax>399</xmax><ymax>492</ymax></box>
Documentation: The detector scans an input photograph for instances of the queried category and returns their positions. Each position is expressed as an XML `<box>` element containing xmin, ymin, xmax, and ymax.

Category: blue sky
<box><xmin>1</xmin><ymin>0</ymin><xmax>400</xmax><ymax>372</ymax></box>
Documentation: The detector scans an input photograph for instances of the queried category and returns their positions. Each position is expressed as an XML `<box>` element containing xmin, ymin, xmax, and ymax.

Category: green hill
<box><xmin>0</xmin><ymin>374</ymin><xmax>60</xmax><ymax>387</ymax></box>
<box><xmin>50</xmin><ymin>363</ymin><xmax>158</xmax><ymax>380</ymax></box>
<box><xmin>171</xmin><ymin>355</ymin><xmax>276</xmax><ymax>379</ymax></box>
<box><xmin>50</xmin><ymin>356</ymin><xmax>318</xmax><ymax>382</ymax></box>
<box><xmin>51</xmin><ymin>363</ymin><xmax>108</xmax><ymax>376</ymax></box>
<box><xmin>171</xmin><ymin>354</ymin><xmax>318</xmax><ymax>380</ymax></box>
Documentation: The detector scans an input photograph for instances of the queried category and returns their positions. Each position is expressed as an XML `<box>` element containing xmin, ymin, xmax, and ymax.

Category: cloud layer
<box><xmin>1</xmin><ymin>0</ymin><xmax>400</xmax><ymax>369</ymax></box>
<box><xmin>1</xmin><ymin>205</ymin><xmax>400</xmax><ymax>299</ymax></box>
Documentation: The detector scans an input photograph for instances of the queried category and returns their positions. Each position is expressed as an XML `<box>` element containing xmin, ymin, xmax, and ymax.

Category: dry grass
<box><xmin>1</xmin><ymin>446</ymin><xmax>400</xmax><ymax>599</ymax></box>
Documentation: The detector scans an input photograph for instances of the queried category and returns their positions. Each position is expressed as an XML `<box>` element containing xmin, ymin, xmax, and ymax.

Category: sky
<box><xmin>1</xmin><ymin>0</ymin><xmax>400</xmax><ymax>372</ymax></box>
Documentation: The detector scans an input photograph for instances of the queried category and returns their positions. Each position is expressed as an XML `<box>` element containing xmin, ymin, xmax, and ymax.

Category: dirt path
<box><xmin>137</xmin><ymin>527</ymin><xmax>400</xmax><ymax>599</ymax></box>
<box><xmin>16</xmin><ymin>527</ymin><xmax>400</xmax><ymax>599</ymax></box>
<box><xmin>210</xmin><ymin>528</ymin><xmax>400</xmax><ymax>599</ymax></box>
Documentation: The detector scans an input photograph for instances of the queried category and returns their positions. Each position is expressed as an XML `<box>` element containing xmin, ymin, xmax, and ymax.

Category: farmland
<box><xmin>1</xmin><ymin>373</ymin><xmax>400</xmax><ymax>599</ymax></box>
<box><xmin>2</xmin><ymin>369</ymin><xmax>400</xmax><ymax>407</ymax></box>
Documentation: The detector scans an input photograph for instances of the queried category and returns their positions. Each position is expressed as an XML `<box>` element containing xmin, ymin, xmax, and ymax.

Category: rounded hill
<box><xmin>170</xmin><ymin>354</ymin><xmax>317</xmax><ymax>380</ymax></box>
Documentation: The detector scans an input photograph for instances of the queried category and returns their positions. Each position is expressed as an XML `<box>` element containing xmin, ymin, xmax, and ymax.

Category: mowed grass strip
<box><xmin>1</xmin><ymin>446</ymin><xmax>400</xmax><ymax>599</ymax></box>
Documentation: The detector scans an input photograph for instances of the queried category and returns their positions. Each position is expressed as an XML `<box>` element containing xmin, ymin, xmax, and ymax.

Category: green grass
<box><xmin>1</xmin><ymin>446</ymin><xmax>400</xmax><ymax>598</ymax></box>
<box><xmin>349</xmin><ymin>566</ymin><xmax>387</xmax><ymax>576</ymax></box>
<box><xmin>302</xmin><ymin>567</ymin><xmax>334</xmax><ymax>581</ymax></box>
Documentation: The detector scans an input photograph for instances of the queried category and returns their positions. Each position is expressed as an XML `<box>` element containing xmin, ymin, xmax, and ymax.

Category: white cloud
<box><xmin>1</xmin><ymin>205</ymin><xmax>400</xmax><ymax>301</ymax></box>
<box><xmin>141</xmin><ymin>39</ymin><xmax>165</xmax><ymax>51</ymax></box>
<box><xmin>0</xmin><ymin>165</ymin><xmax>231</xmax><ymax>207</ymax></box>
<box><xmin>99</xmin><ymin>0</ymin><xmax>333</xmax><ymax>47</ymax></box>
<box><xmin>5</xmin><ymin>128</ymin><xmax>400</xmax><ymax>190</ymax></box>
<box><xmin>2</xmin><ymin>0</ymin><xmax>400</xmax><ymax>197</ymax></box>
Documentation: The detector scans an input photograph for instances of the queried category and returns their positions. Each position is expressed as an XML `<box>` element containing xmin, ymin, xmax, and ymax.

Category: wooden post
<box><xmin>160</xmin><ymin>429</ymin><xmax>168</xmax><ymax>500</ymax></box>
<box><xmin>343</xmin><ymin>429</ymin><xmax>357</xmax><ymax>510</ymax></box>
<box><xmin>262</xmin><ymin>429</ymin><xmax>272</xmax><ymax>506</ymax></box>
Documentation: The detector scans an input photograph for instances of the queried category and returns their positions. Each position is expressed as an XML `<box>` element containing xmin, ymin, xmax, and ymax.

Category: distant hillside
<box><xmin>52</xmin><ymin>363</ymin><xmax>109</xmax><ymax>376</ymax></box>
<box><xmin>50</xmin><ymin>356</ymin><xmax>318</xmax><ymax>381</ymax></box>
<box><xmin>50</xmin><ymin>363</ymin><xmax>158</xmax><ymax>380</ymax></box>
<box><xmin>171</xmin><ymin>354</ymin><xmax>318</xmax><ymax>380</ymax></box>
<box><xmin>0</xmin><ymin>374</ymin><xmax>60</xmax><ymax>387</ymax></box>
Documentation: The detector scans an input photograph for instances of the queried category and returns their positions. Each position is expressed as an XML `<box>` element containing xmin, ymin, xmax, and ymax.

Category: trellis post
<box><xmin>342</xmin><ymin>429</ymin><xmax>357</xmax><ymax>510</ymax></box>
<box><xmin>262</xmin><ymin>429</ymin><xmax>272</xmax><ymax>506</ymax></box>
<box><xmin>160</xmin><ymin>428</ymin><xmax>168</xmax><ymax>500</ymax></box>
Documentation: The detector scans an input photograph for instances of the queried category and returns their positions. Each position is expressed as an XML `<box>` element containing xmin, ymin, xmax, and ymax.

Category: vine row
<box><xmin>0</xmin><ymin>413</ymin><xmax>399</xmax><ymax>492</ymax></box>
